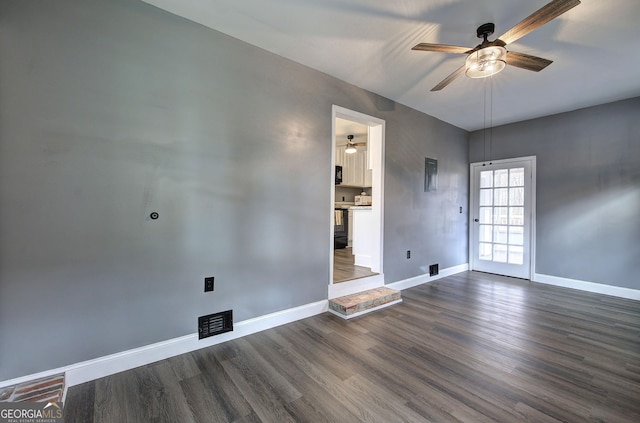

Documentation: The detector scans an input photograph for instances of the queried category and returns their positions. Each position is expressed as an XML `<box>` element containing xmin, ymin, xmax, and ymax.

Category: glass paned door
<box><xmin>470</xmin><ymin>158</ymin><xmax>534</xmax><ymax>279</ymax></box>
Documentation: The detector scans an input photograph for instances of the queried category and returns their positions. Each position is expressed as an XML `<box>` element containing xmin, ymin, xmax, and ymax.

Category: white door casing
<box><xmin>470</xmin><ymin>157</ymin><xmax>536</xmax><ymax>279</ymax></box>
<box><xmin>329</xmin><ymin>106</ymin><xmax>385</xmax><ymax>299</ymax></box>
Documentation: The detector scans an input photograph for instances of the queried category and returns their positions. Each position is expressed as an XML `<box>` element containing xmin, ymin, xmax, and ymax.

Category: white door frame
<box><xmin>329</xmin><ymin>105</ymin><xmax>385</xmax><ymax>299</ymax></box>
<box><xmin>469</xmin><ymin>156</ymin><xmax>537</xmax><ymax>279</ymax></box>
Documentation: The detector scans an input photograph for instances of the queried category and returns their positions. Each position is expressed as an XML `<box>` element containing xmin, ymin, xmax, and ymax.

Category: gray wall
<box><xmin>0</xmin><ymin>0</ymin><xmax>468</xmax><ymax>380</ymax></box>
<box><xmin>470</xmin><ymin>98</ymin><xmax>640</xmax><ymax>290</ymax></box>
<box><xmin>384</xmin><ymin>107</ymin><xmax>469</xmax><ymax>281</ymax></box>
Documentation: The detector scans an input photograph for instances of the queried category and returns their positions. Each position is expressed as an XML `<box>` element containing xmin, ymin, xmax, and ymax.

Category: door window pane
<box><xmin>480</xmin><ymin>171</ymin><xmax>493</xmax><ymax>188</ymax></box>
<box><xmin>493</xmin><ymin>226</ymin><xmax>508</xmax><ymax>244</ymax></box>
<box><xmin>508</xmin><ymin>246</ymin><xmax>524</xmax><ymax>264</ymax></box>
<box><xmin>480</xmin><ymin>189</ymin><xmax>493</xmax><ymax>206</ymax></box>
<box><xmin>493</xmin><ymin>207</ymin><xmax>508</xmax><ymax>225</ymax></box>
<box><xmin>509</xmin><ymin>168</ymin><xmax>524</xmax><ymax>187</ymax></box>
<box><xmin>494</xmin><ymin>169</ymin><xmax>508</xmax><ymax>187</ymax></box>
<box><xmin>479</xmin><ymin>243</ymin><xmax>492</xmax><ymax>260</ymax></box>
<box><xmin>509</xmin><ymin>187</ymin><xmax>524</xmax><ymax>206</ymax></box>
<box><xmin>479</xmin><ymin>225</ymin><xmax>493</xmax><ymax>242</ymax></box>
<box><xmin>494</xmin><ymin>188</ymin><xmax>509</xmax><ymax>205</ymax></box>
<box><xmin>510</xmin><ymin>207</ymin><xmax>524</xmax><ymax>225</ymax></box>
<box><xmin>509</xmin><ymin>226</ymin><xmax>524</xmax><ymax>245</ymax></box>
<box><xmin>479</xmin><ymin>207</ymin><xmax>492</xmax><ymax>224</ymax></box>
<box><xmin>493</xmin><ymin>244</ymin><xmax>507</xmax><ymax>262</ymax></box>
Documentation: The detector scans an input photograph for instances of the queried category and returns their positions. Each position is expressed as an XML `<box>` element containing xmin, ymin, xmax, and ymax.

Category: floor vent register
<box><xmin>198</xmin><ymin>310</ymin><xmax>233</xmax><ymax>339</ymax></box>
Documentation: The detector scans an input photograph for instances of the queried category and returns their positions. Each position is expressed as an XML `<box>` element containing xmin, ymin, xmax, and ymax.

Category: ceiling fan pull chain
<box><xmin>489</xmin><ymin>75</ymin><xmax>494</xmax><ymax>163</ymax></box>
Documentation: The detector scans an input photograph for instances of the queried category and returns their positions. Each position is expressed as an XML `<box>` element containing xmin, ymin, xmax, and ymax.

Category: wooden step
<box><xmin>0</xmin><ymin>373</ymin><xmax>65</xmax><ymax>404</ymax></box>
<box><xmin>329</xmin><ymin>287</ymin><xmax>401</xmax><ymax>319</ymax></box>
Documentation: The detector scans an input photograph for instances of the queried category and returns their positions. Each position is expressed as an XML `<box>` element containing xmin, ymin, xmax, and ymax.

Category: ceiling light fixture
<box><xmin>465</xmin><ymin>46</ymin><xmax>507</xmax><ymax>79</ymax></box>
<box><xmin>345</xmin><ymin>135</ymin><xmax>357</xmax><ymax>154</ymax></box>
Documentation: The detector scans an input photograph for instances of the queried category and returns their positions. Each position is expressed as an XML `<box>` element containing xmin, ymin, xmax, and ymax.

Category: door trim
<box><xmin>329</xmin><ymin>105</ymin><xmax>385</xmax><ymax>298</ymax></box>
<box><xmin>469</xmin><ymin>156</ymin><xmax>536</xmax><ymax>279</ymax></box>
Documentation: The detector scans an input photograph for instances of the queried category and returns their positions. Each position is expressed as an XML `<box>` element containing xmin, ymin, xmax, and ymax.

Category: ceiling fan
<box><xmin>345</xmin><ymin>134</ymin><xmax>366</xmax><ymax>154</ymax></box>
<box><xmin>412</xmin><ymin>0</ymin><xmax>581</xmax><ymax>91</ymax></box>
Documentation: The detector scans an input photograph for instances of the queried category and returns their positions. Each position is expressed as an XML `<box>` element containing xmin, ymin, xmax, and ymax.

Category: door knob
<box><xmin>474</xmin><ymin>218</ymin><xmax>479</xmax><ymax>222</ymax></box>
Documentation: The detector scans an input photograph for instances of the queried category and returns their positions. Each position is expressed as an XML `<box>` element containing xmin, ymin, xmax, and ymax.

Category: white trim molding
<box><xmin>533</xmin><ymin>273</ymin><xmax>640</xmax><ymax>301</ymax></box>
<box><xmin>0</xmin><ymin>263</ymin><xmax>470</xmax><ymax>390</ymax></box>
<box><xmin>0</xmin><ymin>300</ymin><xmax>328</xmax><ymax>390</ymax></box>
<box><xmin>386</xmin><ymin>263</ymin><xmax>469</xmax><ymax>292</ymax></box>
<box><xmin>65</xmin><ymin>299</ymin><xmax>328</xmax><ymax>386</ymax></box>
<box><xmin>329</xmin><ymin>105</ymin><xmax>386</xmax><ymax>292</ymax></box>
<box><xmin>469</xmin><ymin>156</ymin><xmax>536</xmax><ymax>280</ymax></box>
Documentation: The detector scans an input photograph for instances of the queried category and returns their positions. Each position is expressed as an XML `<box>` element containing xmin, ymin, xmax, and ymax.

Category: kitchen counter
<box><xmin>334</xmin><ymin>202</ymin><xmax>354</xmax><ymax>209</ymax></box>
<box><xmin>351</xmin><ymin>207</ymin><xmax>374</xmax><ymax>268</ymax></box>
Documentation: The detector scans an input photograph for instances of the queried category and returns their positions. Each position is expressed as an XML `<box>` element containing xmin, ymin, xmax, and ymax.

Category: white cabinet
<box><xmin>348</xmin><ymin>149</ymin><xmax>365</xmax><ymax>187</ymax></box>
<box><xmin>336</xmin><ymin>146</ymin><xmax>371</xmax><ymax>188</ymax></box>
<box><xmin>335</xmin><ymin>146</ymin><xmax>344</xmax><ymax>167</ymax></box>
<box><xmin>351</xmin><ymin>207</ymin><xmax>374</xmax><ymax>268</ymax></box>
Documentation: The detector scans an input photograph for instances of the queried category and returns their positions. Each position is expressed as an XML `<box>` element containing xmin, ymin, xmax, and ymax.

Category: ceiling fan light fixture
<box><xmin>345</xmin><ymin>134</ymin><xmax>357</xmax><ymax>154</ymax></box>
<box><xmin>465</xmin><ymin>46</ymin><xmax>507</xmax><ymax>78</ymax></box>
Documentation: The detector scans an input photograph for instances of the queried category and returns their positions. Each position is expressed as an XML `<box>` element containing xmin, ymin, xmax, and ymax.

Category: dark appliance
<box><xmin>335</xmin><ymin>165</ymin><xmax>343</xmax><ymax>185</ymax></box>
<box><xmin>334</xmin><ymin>208</ymin><xmax>348</xmax><ymax>249</ymax></box>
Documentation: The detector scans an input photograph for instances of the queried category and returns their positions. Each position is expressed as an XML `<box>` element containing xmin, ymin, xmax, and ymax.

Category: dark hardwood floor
<box><xmin>333</xmin><ymin>247</ymin><xmax>378</xmax><ymax>283</ymax></box>
<box><xmin>65</xmin><ymin>272</ymin><xmax>640</xmax><ymax>422</ymax></box>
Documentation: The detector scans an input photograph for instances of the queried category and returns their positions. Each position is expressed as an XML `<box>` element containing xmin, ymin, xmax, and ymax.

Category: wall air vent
<box><xmin>429</xmin><ymin>264</ymin><xmax>439</xmax><ymax>276</ymax></box>
<box><xmin>198</xmin><ymin>310</ymin><xmax>233</xmax><ymax>340</ymax></box>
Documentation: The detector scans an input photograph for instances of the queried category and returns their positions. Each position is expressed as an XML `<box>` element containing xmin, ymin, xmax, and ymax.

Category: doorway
<box><xmin>469</xmin><ymin>156</ymin><xmax>536</xmax><ymax>279</ymax></box>
<box><xmin>329</xmin><ymin>106</ymin><xmax>385</xmax><ymax>298</ymax></box>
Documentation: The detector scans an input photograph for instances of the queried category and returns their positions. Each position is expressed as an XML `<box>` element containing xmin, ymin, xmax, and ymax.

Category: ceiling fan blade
<box><xmin>412</xmin><ymin>43</ymin><xmax>472</xmax><ymax>54</ymax></box>
<box><xmin>431</xmin><ymin>65</ymin><xmax>466</xmax><ymax>91</ymax></box>
<box><xmin>498</xmin><ymin>0</ymin><xmax>581</xmax><ymax>45</ymax></box>
<box><xmin>506</xmin><ymin>51</ymin><xmax>553</xmax><ymax>72</ymax></box>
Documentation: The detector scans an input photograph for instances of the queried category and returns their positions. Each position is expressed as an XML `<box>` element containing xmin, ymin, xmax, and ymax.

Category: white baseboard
<box><xmin>386</xmin><ymin>263</ymin><xmax>469</xmax><ymax>291</ymax></box>
<box><xmin>0</xmin><ymin>263</ymin><xmax>478</xmax><ymax>391</ymax></box>
<box><xmin>65</xmin><ymin>299</ymin><xmax>328</xmax><ymax>387</ymax></box>
<box><xmin>354</xmin><ymin>254</ymin><xmax>372</xmax><ymax>268</ymax></box>
<box><xmin>533</xmin><ymin>273</ymin><xmax>640</xmax><ymax>301</ymax></box>
<box><xmin>0</xmin><ymin>300</ymin><xmax>328</xmax><ymax>390</ymax></box>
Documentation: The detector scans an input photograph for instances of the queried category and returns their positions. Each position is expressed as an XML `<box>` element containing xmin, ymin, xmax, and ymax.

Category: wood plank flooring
<box><xmin>64</xmin><ymin>272</ymin><xmax>640</xmax><ymax>422</ymax></box>
<box><xmin>333</xmin><ymin>247</ymin><xmax>378</xmax><ymax>283</ymax></box>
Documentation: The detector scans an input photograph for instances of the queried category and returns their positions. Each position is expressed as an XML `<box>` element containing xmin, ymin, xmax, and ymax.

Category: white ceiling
<box><xmin>143</xmin><ymin>0</ymin><xmax>640</xmax><ymax>131</ymax></box>
<box><xmin>335</xmin><ymin>118</ymin><xmax>369</xmax><ymax>146</ymax></box>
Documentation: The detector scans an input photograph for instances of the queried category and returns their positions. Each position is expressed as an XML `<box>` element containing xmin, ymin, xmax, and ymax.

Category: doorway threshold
<box><xmin>333</xmin><ymin>247</ymin><xmax>378</xmax><ymax>283</ymax></box>
<box><xmin>329</xmin><ymin>274</ymin><xmax>385</xmax><ymax>300</ymax></box>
